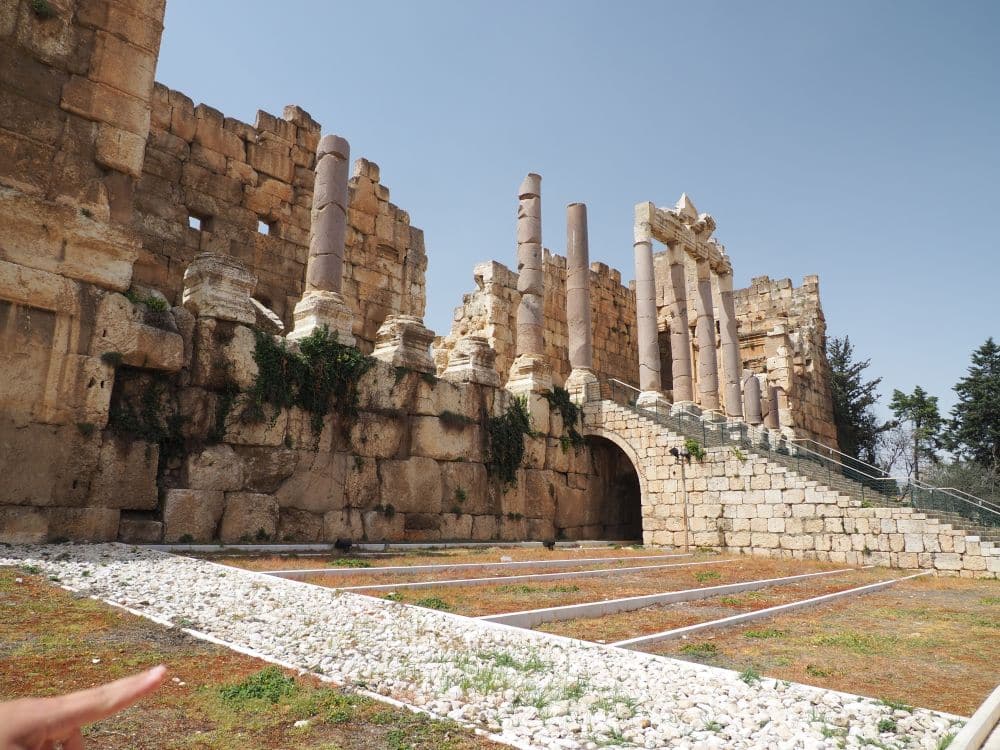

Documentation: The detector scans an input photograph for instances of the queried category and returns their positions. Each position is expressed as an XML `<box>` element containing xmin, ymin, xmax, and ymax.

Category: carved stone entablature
<box><xmin>371</xmin><ymin>314</ymin><xmax>435</xmax><ymax>373</ymax></box>
<box><xmin>182</xmin><ymin>253</ymin><xmax>257</xmax><ymax>324</ymax></box>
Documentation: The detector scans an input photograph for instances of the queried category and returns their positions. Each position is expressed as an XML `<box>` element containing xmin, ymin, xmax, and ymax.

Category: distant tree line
<box><xmin>826</xmin><ymin>336</ymin><xmax>999</xmax><ymax>501</ymax></box>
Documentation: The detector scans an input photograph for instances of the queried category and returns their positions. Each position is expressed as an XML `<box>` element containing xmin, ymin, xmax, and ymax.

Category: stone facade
<box><xmin>434</xmin><ymin>253</ymin><xmax>640</xmax><ymax>388</ymax></box>
<box><xmin>733</xmin><ymin>274</ymin><xmax>837</xmax><ymax>448</ymax></box>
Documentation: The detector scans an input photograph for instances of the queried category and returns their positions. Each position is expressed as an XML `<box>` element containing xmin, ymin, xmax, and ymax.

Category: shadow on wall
<box><xmin>562</xmin><ymin>436</ymin><xmax>641</xmax><ymax>541</ymax></box>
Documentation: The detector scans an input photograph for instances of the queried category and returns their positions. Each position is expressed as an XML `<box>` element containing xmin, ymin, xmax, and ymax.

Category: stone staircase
<box><xmin>613</xmin><ymin>398</ymin><xmax>1000</xmax><ymax>549</ymax></box>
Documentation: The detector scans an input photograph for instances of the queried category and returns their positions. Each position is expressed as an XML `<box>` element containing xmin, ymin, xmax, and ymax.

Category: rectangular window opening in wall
<box><xmin>188</xmin><ymin>212</ymin><xmax>213</xmax><ymax>232</ymax></box>
<box><xmin>258</xmin><ymin>219</ymin><xmax>275</xmax><ymax>236</ymax></box>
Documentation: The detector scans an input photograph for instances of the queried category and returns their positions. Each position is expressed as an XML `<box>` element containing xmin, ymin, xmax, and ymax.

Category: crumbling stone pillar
<box><xmin>694</xmin><ymin>259</ymin><xmax>720</xmax><ymax>412</ymax></box>
<box><xmin>441</xmin><ymin>336</ymin><xmax>501</xmax><ymax>387</ymax></box>
<box><xmin>742</xmin><ymin>370</ymin><xmax>762</xmax><ymax>425</ymax></box>
<box><xmin>717</xmin><ymin>271</ymin><xmax>743</xmax><ymax>418</ymax></box>
<box><xmin>564</xmin><ymin>202</ymin><xmax>598</xmax><ymax>401</ymax></box>
<box><xmin>765</xmin><ymin>385</ymin><xmax>781</xmax><ymax>430</ymax></box>
<box><xmin>507</xmin><ymin>173</ymin><xmax>552</xmax><ymax>396</ymax></box>
<box><xmin>663</xmin><ymin>243</ymin><xmax>693</xmax><ymax>404</ymax></box>
<box><xmin>633</xmin><ymin>203</ymin><xmax>667</xmax><ymax>409</ymax></box>
<box><xmin>289</xmin><ymin>134</ymin><xmax>354</xmax><ymax>344</ymax></box>
<box><xmin>371</xmin><ymin>314</ymin><xmax>435</xmax><ymax>373</ymax></box>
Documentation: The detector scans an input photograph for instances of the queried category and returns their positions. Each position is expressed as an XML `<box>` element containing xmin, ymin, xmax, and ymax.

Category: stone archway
<box><xmin>556</xmin><ymin>430</ymin><xmax>643</xmax><ymax>541</ymax></box>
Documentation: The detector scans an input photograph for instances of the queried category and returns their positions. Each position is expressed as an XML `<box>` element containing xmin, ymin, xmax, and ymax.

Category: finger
<box><xmin>63</xmin><ymin>727</ymin><xmax>85</xmax><ymax>750</ymax></box>
<box><xmin>42</xmin><ymin>665</ymin><xmax>168</xmax><ymax>737</ymax></box>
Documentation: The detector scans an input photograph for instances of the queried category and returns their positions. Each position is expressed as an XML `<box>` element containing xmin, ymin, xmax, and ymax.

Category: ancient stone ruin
<box><xmin>1</xmin><ymin>0</ymin><xmax>995</xmax><ymax>578</ymax></box>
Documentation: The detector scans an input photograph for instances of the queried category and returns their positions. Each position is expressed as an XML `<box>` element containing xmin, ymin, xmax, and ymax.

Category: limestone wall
<box><xmin>435</xmin><ymin>252</ymin><xmax>640</xmax><ymax>388</ymax></box>
<box><xmin>135</xmin><ymin>87</ymin><xmax>426</xmax><ymax>349</ymax></box>
<box><xmin>584</xmin><ymin>401</ymin><xmax>998</xmax><ymax>578</ymax></box>
<box><xmin>733</xmin><ymin>275</ymin><xmax>837</xmax><ymax>448</ymax></box>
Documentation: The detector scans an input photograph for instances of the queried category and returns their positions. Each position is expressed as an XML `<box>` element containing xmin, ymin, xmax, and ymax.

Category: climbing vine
<box><xmin>544</xmin><ymin>386</ymin><xmax>584</xmax><ymax>450</ymax></box>
<box><xmin>486</xmin><ymin>397</ymin><xmax>532</xmax><ymax>486</ymax></box>
<box><xmin>107</xmin><ymin>375</ymin><xmax>184</xmax><ymax>461</ymax></box>
<box><xmin>246</xmin><ymin>326</ymin><xmax>373</xmax><ymax>434</ymax></box>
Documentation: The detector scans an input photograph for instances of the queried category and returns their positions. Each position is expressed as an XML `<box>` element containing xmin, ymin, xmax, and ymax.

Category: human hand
<box><xmin>0</xmin><ymin>665</ymin><xmax>167</xmax><ymax>750</ymax></box>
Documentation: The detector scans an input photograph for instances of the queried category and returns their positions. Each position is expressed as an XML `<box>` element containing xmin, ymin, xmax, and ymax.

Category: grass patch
<box><xmin>326</xmin><ymin>557</ymin><xmax>372</xmax><ymax>568</ymax></box>
<box><xmin>478</xmin><ymin>650</ymin><xmax>546</xmax><ymax>673</ymax></box>
<box><xmin>744</xmin><ymin>628</ymin><xmax>784</xmax><ymax>639</ymax></box>
<box><xmin>815</xmin><ymin>631</ymin><xmax>898</xmax><ymax>655</ymax></box>
<box><xmin>679</xmin><ymin>642</ymin><xmax>718</xmax><ymax>659</ymax></box>
<box><xmin>739</xmin><ymin>667</ymin><xmax>762</xmax><ymax>685</ymax></box>
<box><xmin>878</xmin><ymin>697</ymin><xmax>914</xmax><ymax>713</ymax></box>
<box><xmin>694</xmin><ymin>570</ymin><xmax>722</xmax><ymax>582</ymax></box>
<box><xmin>805</xmin><ymin>664</ymin><xmax>831</xmax><ymax>677</ymax></box>
<box><xmin>413</xmin><ymin>596</ymin><xmax>452</xmax><ymax>611</ymax></box>
<box><xmin>218</xmin><ymin>667</ymin><xmax>297</xmax><ymax>705</ymax></box>
<box><xmin>494</xmin><ymin>584</ymin><xmax>580</xmax><ymax>595</ymax></box>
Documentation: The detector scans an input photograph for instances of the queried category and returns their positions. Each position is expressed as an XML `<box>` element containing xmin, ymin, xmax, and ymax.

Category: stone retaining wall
<box><xmin>584</xmin><ymin>401</ymin><xmax>999</xmax><ymax>578</ymax></box>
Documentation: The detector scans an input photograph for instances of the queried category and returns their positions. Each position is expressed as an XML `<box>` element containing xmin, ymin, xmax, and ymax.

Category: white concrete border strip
<box><xmin>949</xmin><ymin>682</ymin><xmax>1000</xmax><ymax>750</ymax></box>
<box><xmin>335</xmin><ymin>558</ymin><xmax>736</xmax><ymax>592</ymax></box>
<box><xmin>611</xmin><ymin>571</ymin><xmax>931</xmax><ymax>650</ymax></box>
<box><xmin>266</xmin><ymin>553</ymin><xmax>691</xmax><ymax>578</ymax></box>
<box><xmin>477</xmin><ymin>566</ymin><xmax>860</xmax><ymax>629</ymax></box>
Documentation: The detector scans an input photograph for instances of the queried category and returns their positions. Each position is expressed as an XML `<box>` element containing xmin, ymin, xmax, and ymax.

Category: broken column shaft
<box><xmin>564</xmin><ymin>203</ymin><xmax>599</xmax><ymax>401</ymax></box>
<box><xmin>717</xmin><ymin>271</ymin><xmax>743</xmax><ymax>418</ymax></box>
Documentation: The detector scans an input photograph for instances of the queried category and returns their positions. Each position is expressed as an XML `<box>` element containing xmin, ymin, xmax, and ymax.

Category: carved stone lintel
<box><xmin>287</xmin><ymin>290</ymin><xmax>355</xmax><ymax>345</ymax></box>
<box><xmin>564</xmin><ymin>367</ymin><xmax>599</xmax><ymax>404</ymax></box>
<box><xmin>182</xmin><ymin>253</ymin><xmax>257</xmax><ymax>324</ymax></box>
<box><xmin>441</xmin><ymin>335</ymin><xmax>501</xmax><ymax>387</ymax></box>
<box><xmin>371</xmin><ymin>314</ymin><xmax>435</xmax><ymax>373</ymax></box>
<box><xmin>506</xmin><ymin>353</ymin><xmax>552</xmax><ymax>396</ymax></box>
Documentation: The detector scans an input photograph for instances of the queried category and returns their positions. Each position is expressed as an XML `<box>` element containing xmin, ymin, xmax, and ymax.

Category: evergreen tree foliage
<box><xmin>827</xmin><ymin>336</ymin><xmax>888</xmax><ymax>463</ymax></box>
<box><xmin>947</xmin><ymin>337</ymin><xmax>1000</xmax><ymax>469</ymax></box>
<box><xmin>889</xmin><ymin>385</ymin><xmax>944</xmax><ymax>482</ymax></box>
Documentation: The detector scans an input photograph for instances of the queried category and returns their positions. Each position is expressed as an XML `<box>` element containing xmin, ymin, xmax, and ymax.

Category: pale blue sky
<box><xmin>157</xmin><ymin>1</ymin><xmax>999</xmax><ymax>418</ymax></box>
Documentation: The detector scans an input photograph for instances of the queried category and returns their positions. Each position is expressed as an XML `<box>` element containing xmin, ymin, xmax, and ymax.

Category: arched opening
<box><xmin>557</xmin><ymin>436</ymin><xmax>642</xmax><ymax>541</ymax></box>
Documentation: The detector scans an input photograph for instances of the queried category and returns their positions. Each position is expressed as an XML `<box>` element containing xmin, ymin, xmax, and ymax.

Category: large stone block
<box><xmin>349</xmin><ymin>413</ymin><xmax>406</xmax><ymax>459</ymax></box>
<box><xmin>88</xmin><ymin>438</ymin><xmax>159</xmax><ymax>510</ymax></box>
<box><xmin>117</xmin><ymin>517</ymin><xmax>163</xmax><ymax>543</ymax></box>
<box><xmin>162</xmin><ymin>489</ymin><xmax>224</xmax><ymax>542</ymax></box>
<box><xmin>410</xmin><ymin>416</ymin><xmax>481</xmax><ymax>462</ymax></box>
<box><xmin>90</xmin><ymin>293</ymin><xmax>184</xmax><ymax>372</ymax></box>
<box><xmin>47</xmin><ymin>508</ymin><xmax>120</xmax><ymax>542</ymax></box>
<box><xmin>274</xmin><ymin>450</ymin><xmax>347</xmax><ymax>514</ymax></box>
<box><xmin>219</xmin><ymin>492</ymin><xmax>279</xmax><ymax>544</ymax></box>
<box><xmin>0</xmin><ymin>422</ymin><xmax>99</xmax><ymax>507</ymax></box>
<box><xmin>441</xmin><ymin>461</ymin><xmax>490</xmax><ymax>515</ymax></box>
<box><xmin>237</xmin><ymin>447</ymin><xmax>298</xmax><ymax>493</ymax></box>
<box><xmin>277</xmin><ymin>509</ymin><xmax>323</xmax><ymax>542</ymax></box>
<box><xmin>378</xmin><ymin>457</ymin><xmax>442</xmax><ymax>514</ymax></box>
<box><xmin>184</xmin><ymin>444</ymin><xmax>245</xmax><ymax>491</ymax></box>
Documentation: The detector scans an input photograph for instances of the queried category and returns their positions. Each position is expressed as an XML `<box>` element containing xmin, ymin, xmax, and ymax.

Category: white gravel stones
<box><xmin>1</xmin><ymin>544</ymin><xmax>966</xmax><ymax>749</ymax></box>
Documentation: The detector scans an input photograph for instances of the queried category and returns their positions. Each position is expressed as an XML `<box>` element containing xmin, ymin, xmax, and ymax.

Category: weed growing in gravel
<box><xmin>739</xmin><ymin>667</ymin><xmax>762</xmax><ymax>685</ymax></box>
<box><xmin>592</xmin><ymin>692</ymin><xmax>638</xmax><ymax>718</ymax></box>
<box><xmin>937</xmin><ymin>733</ymin><xmax>956</xmax><ymax>749</ymax></box>
<box><xmin>878</xmin><ymin>697</ymin><xmax>914</xmax><ymax>713</ymax></box>
<box><xmin>413</xmin><ymin>596</ymin><xmax>451</xmax><ymax>611</ymax></box>
<box><xmin>744</xmin><ymin>628</ymin><xmax>784</xmax><ymax>639</ymax></box>
<box><xmin>383</xmin><ymin>592</ymin><xmax>403</xmax><ymax>602</ymax></box>
<box><xmin>562</xmin><ymin>680</ymin><xmax>588</xmax><ymax>701</ymax></box>
<box><xmin>704</xmin><ymin>720</ymin><xmax>723</xmax><ymax>732</ymax></box>
<box><xmin>478</xmin><ymin>649</ymin><xmax>546</xmax><ymax>673</ymax></box>
<box><xmin>694</xmin><ymin>570</ymin><xmax>722</xmax><ymax>582</ymax></box>
<box><xmin>878</xmin><ymin>718</ymin><xmax>898</xmax><ymax>733</ymax></box>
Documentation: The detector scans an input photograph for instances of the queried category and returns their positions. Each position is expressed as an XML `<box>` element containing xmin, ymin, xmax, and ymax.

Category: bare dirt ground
<box><xmin>202</xmin><ymin>544</ymin><xmax>669</xmax><ymax>572</ymax></box>
<box><xmin>645</xmin><ymin>575</ymin><xmax>1000</xmax><ymax>716</ymax></box>
<box><xmin>330</xmin><ymin>556</ymin><xmax>851</xmax><ymax>617</ymax></box>
<box><xmin>0</xmin><ymin>567</ymin><xmax>502</xmax><ymax>750</ymax></box>
<box><xmin>537</xmin><ymin>566</ymin><xmax>895</xmax><ymax>642</ymax></box>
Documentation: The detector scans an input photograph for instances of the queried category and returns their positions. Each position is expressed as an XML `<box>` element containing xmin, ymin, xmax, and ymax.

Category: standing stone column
<box><xmin>633</xmin><ymin>203</ymin><xmax>667</xmax><ymax>409</ymax></box>
<box><xmin>663</xmin><ymin>242</ymin><xmax>693</xmax><ymax>404</ymax></box>
<box><xmin>507</xmin><ymin>173</ymin><xmax>552</xmax><ymax>396</ymax></box>
<box><xmin>289</xmin><ymin>134</ymin><xmax>354</xmax><ymax>344</ymax></box>
<box><xmin>742</xmin><ymin>370</ymin><xmax>762</xmax><ymax>425</ymax></box>
<box><xmin>716</xmin><ymin>270</ymin><xmax>743</xmax><ymax>418</ymax></box>
<box><xmin>693</xmin><ymin>258</ymin><xmax>720</xmax><ymax>412</ymax></box>
<box><xmin>765</xmin><ymin>385</ymin><xmax>781</xmax><ymax>430</ymax></box>
<box><xmin>564</xmin><ymin>202</ymin><xmax>598</xmax><ymax>402</ymax></box>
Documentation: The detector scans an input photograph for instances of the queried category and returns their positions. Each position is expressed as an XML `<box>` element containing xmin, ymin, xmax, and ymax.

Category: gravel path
<box><xmin>1</xmin><ymin>544</ymin><xmax>965</xmax><ymax>749</ymax></box>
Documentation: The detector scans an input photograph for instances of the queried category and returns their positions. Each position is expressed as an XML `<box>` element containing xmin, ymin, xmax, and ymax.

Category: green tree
<box><xmin>889</xmin><ymin>386</ymin><xmax>944</xmax><ymax>482</ymax></box>
<box><xmin>827</xmin><ymin>336</ymin><xmax>889</xmax><ymax>463</ymax></box>
<box><xmin>947</xmin><ymin>337</ymin><xmax>1000</xmax><ymax>469</ymax></box>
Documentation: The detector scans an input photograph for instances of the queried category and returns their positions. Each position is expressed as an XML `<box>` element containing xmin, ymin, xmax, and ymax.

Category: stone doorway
<box><xmin>559</xmin><ymin>436</ymin><xmax>641</xmax><ymax>541</ymax></box>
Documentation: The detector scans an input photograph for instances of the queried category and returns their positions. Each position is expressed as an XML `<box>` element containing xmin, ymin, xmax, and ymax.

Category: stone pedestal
<box><xmin>371</xmin><ymin>314</ymin><xmax>435</xmax><ymax>373</ymax></box>
<box><xmin>441</xmin><ymin>336</ymin><xmax>501</xmax><ymax>387</ymax></box>
<box><xmin>506</xmin><ymin>354</ymin><xmax>552</xmax><ymax>396</ymax></box>
<box><xmin>288</xmin><ymin>290</ymin><xmax>355</xmax><ymax>345</ymax></box>
<box><xmin>182</xmin><ymin>253</ymin><xmax>257</xmax><ymax>324</ymax></box>
<box><xmin>565</xmin><ymin>367</ymin><xmax>599</xmax><ymax>404</ymax></box>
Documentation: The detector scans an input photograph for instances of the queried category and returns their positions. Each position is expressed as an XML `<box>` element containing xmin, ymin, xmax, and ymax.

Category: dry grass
<box><xmin>538</xmin><ymin>567</ymin><xmax>893</xmax><ymax>642</ymax></box>
<box><xmin>337</xmin><ymin>556</ymin><xmax>850</xmax><ymax>617</ymax></box>
<box><xmin>647</xmin><ymin>575</ymin><xmax>1000</xmax><ymax>716</ymax></box>
<box><xmin>0</xmin><ymin>567</ymin><xmax>502</xmax><ymax>749</ymax></box>
<box><xmin>203</xmin><ymin>544</ymin><xmax>663</xmax><ymax>572</ymax></box>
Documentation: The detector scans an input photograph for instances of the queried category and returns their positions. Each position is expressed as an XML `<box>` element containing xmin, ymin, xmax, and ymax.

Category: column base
<box><xmin>669</xmin><ymin>400</ymin><xmax>698</xmax><ymax>417</ymax></box>
<box><xmin>506</xmin><ymin>354</ymin><xmax>552</xmax><ymax>396</ymax></box>
<box><xmin>636</xmin><ymin>390</ymin><xmax>671</xmax><ymax>414</ymax></box>
<box><xmin>288</xmin><ymin>290</ymin><xmax>355</xmax><ymax>346</ymax></box>
<box><xmin>441</xmin><ymin>335</ymin><xmax>501</xmax><ymax>387</ymax></box>
<box><xmin>371</xmin><ymin>314</ymin><xmax>436</xmax><ymax>373</ymax></box>
<box><xmin>564</xmin><ymin>368</ymin><xmax>599</xmax><ymax>404</ymax></box>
